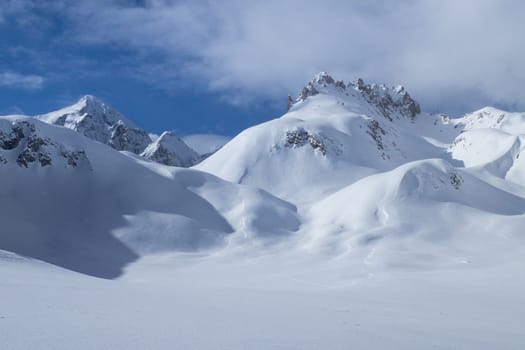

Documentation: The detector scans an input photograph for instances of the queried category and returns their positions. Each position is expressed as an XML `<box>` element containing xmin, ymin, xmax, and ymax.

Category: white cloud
<box><xmin>11</xmin><ymin>0</ymin><xmax>525</xmax><ymax>114</ymax></box>
<box><xmin>0</xmin><ymin>72</ymin><xmax>44</xmax><ymax>90</ymax></box>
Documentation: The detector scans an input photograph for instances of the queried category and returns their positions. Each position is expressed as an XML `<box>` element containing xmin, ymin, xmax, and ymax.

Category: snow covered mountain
<box><xmin>141</xmin><ymin>131</ymin><xmax>200</xmax><ymax>167</ymax></box>
<box><xmin>36</xmin><ymin>95</ymin><xmax>203</xmax><ymax>167</ymax></box>
<box><xmin>197</xmin><ymin>72</ymin><xmax>457</xmax><ymax>202</ymax></box>
<box><xmin>449</xmin><ymin>107</ymin><xmax>525</xmax><ymax>184</ymax></box>
<box><xmin>2</xmin><ymin>73</ymin><xmax>525</xmax><ymax>349</ymax></box>
<box><xmin>196</xmin><ymin>72</ymin><xmax>525</xmax><ymax>268</ymax></box>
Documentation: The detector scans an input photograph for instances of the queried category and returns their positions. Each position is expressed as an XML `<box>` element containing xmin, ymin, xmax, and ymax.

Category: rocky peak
<box><xmin>36</xmin><ymin>95</ymin><xmax>151</xmax><ymax>154</ymax></box>
<box><xmin>78</xmin><ymin>94</ymin><xmax>103</xmax><ymax>109</ymax></box>
<box><xmin>141</xmin><ymin>131</ymin><xmax>200</xmax><ymax>167</ymax></box>
<box><xmin>75</xmin><ymin>95</ymin><xmax>125</xmax><ymax>125</ymax></box>
<box><xmin>350</xmin><ymin>78</ymin><xmax>421</xmax><ymax>119</ymax></box>
<box><xmin>313</xmin><ymin>72</ymin><xmax>335</xmax><ymax>85</ymax></box>
<box><xmin>293</xmin><ymin>73</ymin><xmax>421</xmax><ymax>120</ymax></box>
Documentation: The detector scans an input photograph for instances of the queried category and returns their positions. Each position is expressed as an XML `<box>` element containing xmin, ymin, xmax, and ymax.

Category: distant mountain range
<box><xmin>35</xmin><ymin>94</ymin><xmax>228</xmax><ymax>166</ymax></box>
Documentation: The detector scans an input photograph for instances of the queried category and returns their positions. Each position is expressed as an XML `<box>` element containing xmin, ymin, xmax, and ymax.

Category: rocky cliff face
<box><xmin>108</xmin><ymin>120</ymin><xmax>151</xmax><ymax>154</ymax></box>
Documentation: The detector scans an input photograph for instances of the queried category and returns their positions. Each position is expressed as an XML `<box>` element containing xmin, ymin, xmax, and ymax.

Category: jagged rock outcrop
<box><xmin>109</xmin><ymin>120</ymin><xmax>151</xmax><ymax>154</ymax></box>
<box><xmin>366</xmin><ymin>119</ymin><xmax>388</xmax><ymax>160</ymax></box>
<box><xmin>293</xmin><ymin>72</ymin><xmax>421</xmax><ymax>120</ymax></box>
<box><xmin>298</xmin><ymin>83</ymin><xmax>319</xmax><ymax>101</ymax></box>
<box><xmin>0</xmin><ymin>122</ymin><xmax>25</xmax><ymax>150</ymax></box>
<box><xmin>285</xmin><ymin>128</ymin><xmax>327</xmax><ymax>155</ymax></box>
<box><xmin>285</xmin><ymin>128</ymin><xmax>326</xmax><ymax>155</ymax></box>
<box><xmin>287</xmin><ymin>95</ymin><xmax>294</xmax><ymax>111</ymax></box>
<box><xmin>0</xmin><ymin>120</ymin><xmax>91</xmax><ymax>169</ymax></box>
<box><xmin>353</xmin><ymin>79</ymin><xmax>421</xmax><ymax>119</ymax></box>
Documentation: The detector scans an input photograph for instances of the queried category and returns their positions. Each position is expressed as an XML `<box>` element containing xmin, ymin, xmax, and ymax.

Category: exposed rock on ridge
<box><xmin>0</xmin><ymin>120</ymin><xmax>91</xmax><ymax>169</ymax></box>
<box><xmin>294</xmin><ymin>72</ymin><xmax>421</xmax><ymax>120</ymax></box>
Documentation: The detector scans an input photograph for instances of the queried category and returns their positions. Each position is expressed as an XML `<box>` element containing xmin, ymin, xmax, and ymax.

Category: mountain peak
<box><xmin>76</xmin><ymin>94</ymin><xmax>107</xmax><ymax>111</ymax></box>
<box><xmin>78</xmin><ymin>94</ymin><xmax>102</xmax><ymax>104</ymax></box>
<box><xmin>35</xmin><ymin>95</ymin><xmax>151</xmax><ymax>153</ymax></box>
<box><xmin>294</xmin><ymin>73</ymin><xmax>421</xmax><ymax>119</ymax></box>
<box><xmin>70</xmin><ymin>95</ymin><xmax>135</xmax><ymax>126</ymax></box>
<box><xmin>311</xmin><ymin>72</ymin><xmax>347</xmax><ymax>90</ymax></box>
<box><xmin>141</xmin><ymin>131</ymin><xmax>200</xmax><ymax>167</ymax></box>
<box><xmin>313</xmin><ymin>71</ymin><xmax>335</xmax><ymax>85</ymax></box>
<box><xmin>37</xmin><ymin>94</ymin><xmax>134</xmax><ymax>127</ymax></box>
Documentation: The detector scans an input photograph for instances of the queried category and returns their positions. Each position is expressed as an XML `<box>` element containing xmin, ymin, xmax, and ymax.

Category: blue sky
<box><xmin>0</xmin><ymin>1</ymin><xmax>284</xmax><ymax>136</ymax></box>
<box><xmin>1</xmin><ymin>0</ymin><xmax>524</xmax><ymax>136</ymax></box>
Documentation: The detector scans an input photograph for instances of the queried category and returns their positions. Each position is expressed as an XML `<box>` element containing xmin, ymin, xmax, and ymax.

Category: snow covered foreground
<box><xmin>1</xmin><ymin>250</ymin><xmax>524</xmax><ymax>350</ymax></box>
<box><xmin>1</xmin><ymin>73</ymin><xmax>525</xmax><ymax>349</ymax></box>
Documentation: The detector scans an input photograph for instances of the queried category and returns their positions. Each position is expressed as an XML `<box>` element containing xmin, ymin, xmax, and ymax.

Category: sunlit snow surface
<box><xmin>1</xmin><ymin>74</ymin><xmax>525</xmax><ymax>349</ymax></box>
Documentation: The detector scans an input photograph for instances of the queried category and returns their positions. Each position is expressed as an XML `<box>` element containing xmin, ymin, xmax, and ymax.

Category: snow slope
<box><xmin>0</xmin><ymin>116</ymin><xmax>298</xmax><ymax>278</ymax></box>
<box><xmin>449</xmin><ymin>107</ymin><xmax>525</xmax><ymax>185</ymax></box>
<box><xmin>304</xmin><ymin>158</ymin><xmax>525</xmax><ymax>268</ymax></box>
<box><xmin>1</xmin><ymin>250</ymin><xmax>524</xmax><ymax>350</ymax></box>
